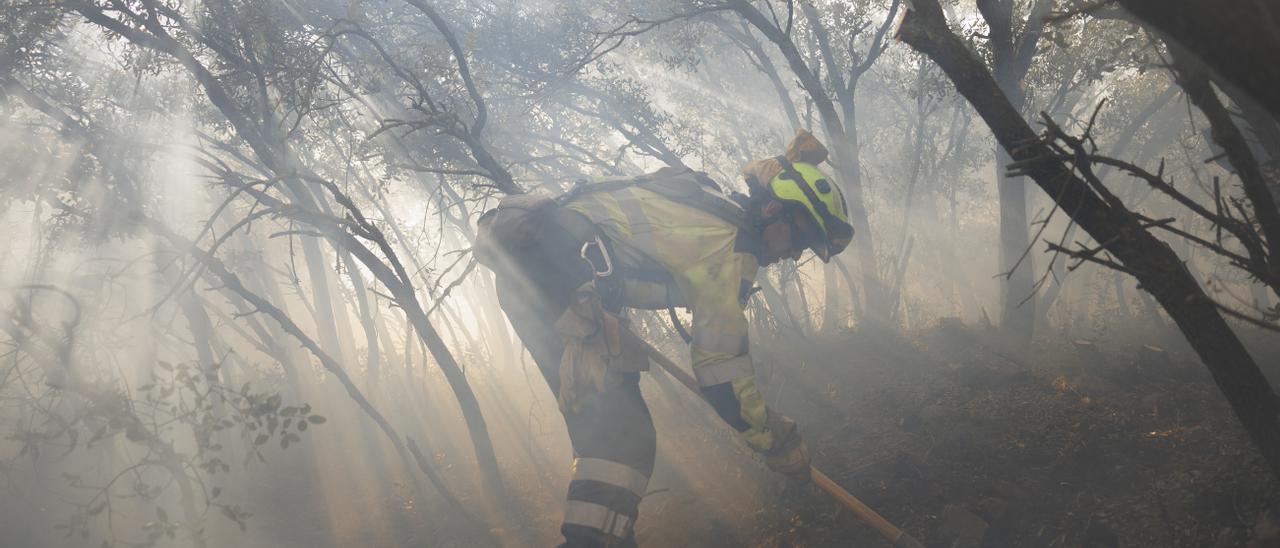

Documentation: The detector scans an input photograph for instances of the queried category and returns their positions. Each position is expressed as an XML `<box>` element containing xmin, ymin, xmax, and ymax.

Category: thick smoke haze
<box><xmin>2</xmin><ymin>1</ymin><xmax>1278</xmax><ymax>547</ymax></box>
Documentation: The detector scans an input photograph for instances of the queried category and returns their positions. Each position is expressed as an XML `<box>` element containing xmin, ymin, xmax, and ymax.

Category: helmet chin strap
<box><xmin>753</xmin><ymin>200</ymin><xmax>801</xmax><ymax>251</ymax></box>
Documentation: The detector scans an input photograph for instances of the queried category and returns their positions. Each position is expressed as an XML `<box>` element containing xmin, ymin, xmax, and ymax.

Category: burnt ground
<box><xmin>226</xmin><ymin>318</ymin><xmax>1280</xmax><ymax>548</ymax></box>
<box><xmin>742</xmin><ymin>320</ymin><xmax>1280</xmax><ymax>548</ymax></box>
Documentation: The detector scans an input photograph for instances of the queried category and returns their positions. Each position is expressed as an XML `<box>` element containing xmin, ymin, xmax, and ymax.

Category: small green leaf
<box><xmin>254</xmin><ymin>434</ymin><xmax>268</xmax><ymax>446</ymax></box>
<box><xmin>156</xmin><ymin>507</ymin><xmax>168</xmax><ymax>523</ymax></box>
<box><xmin>307</xmin><ymin>415</ymin><xmax>326</xmax><ymax>424</ymax></box>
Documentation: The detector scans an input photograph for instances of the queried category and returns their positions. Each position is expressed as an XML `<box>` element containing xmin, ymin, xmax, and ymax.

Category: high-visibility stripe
<box><xmin>571</xmin><ymin>457</ymin><xmax>649</xmax><ymax>496</ymax></box>
<box><xmin>693</xmin><ymin>328</ymin><xmax>748</xmax><ymax>355</ymax></box>
<box><xmin>563</xmin><ymin>500</ymin><xmax>633</xmax><ymax>538</ymax></box>
<box><xmin>694</xmin><ymin>354</ymin><xmax>755</xmax><ymax>386</ymax></box>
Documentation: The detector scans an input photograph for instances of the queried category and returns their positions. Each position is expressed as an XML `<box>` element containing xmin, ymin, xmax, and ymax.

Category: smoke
<box><xmin>1</xmin><ymin>1</ymin><xmax>1277</xmax><ymax>547</ymax></box>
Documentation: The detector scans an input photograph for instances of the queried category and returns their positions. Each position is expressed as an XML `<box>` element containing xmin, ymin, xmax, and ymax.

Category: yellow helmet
<box><xmin>767</xmin><ymin>158</ymin><xmax>854</xmax><ymax>262</ymax></box>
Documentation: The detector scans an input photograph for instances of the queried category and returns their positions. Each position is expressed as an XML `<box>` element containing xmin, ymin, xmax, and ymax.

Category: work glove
<box><xmin>763</xmin><ymin>412</ymin><xmax>811</xmax><ymax>482</ymax></box>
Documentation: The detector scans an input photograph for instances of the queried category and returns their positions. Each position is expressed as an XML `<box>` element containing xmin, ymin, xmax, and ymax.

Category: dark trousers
<box><xmin>492</xmin><ymin>214</ymin><xmax>657</xmax><ymax>547</ymax></box>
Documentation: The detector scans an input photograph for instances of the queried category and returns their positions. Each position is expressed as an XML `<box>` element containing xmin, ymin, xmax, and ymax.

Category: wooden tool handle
<box><xmin>628</xmin><ymin>330</ymin><xmax>923</xmax><ymax>547</ymax></box>
<box><xmin>812</xmin><ymin>467</ymin><xmax>923</xmax><ymax>547</ymax></box>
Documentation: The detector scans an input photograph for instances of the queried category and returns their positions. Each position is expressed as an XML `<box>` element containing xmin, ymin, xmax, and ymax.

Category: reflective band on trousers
<box><xmin>563</xmin><ymin>500</ymin><xmax>634</xmax><ymax>538</ymax></box>
<box><xmin>571</xmin><ymin>457</ymin><xmax>650</xmax><ymax>497</ymax></box>
<box><xmin>693</xmin><ymin>328</ymin><xmax>748</xmax><ymax>355</ymax></box>
<box><xmin>694</xmin><ymin>354</ymin><xmax>755</xmax><ymax>386</ymax></box>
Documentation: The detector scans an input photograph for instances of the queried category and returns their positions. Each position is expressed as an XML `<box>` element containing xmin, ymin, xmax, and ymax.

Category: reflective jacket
<box><xmin>562</xmin><ymin>167</ymin><xmax>780</xmax><ymax>452</ymax></box>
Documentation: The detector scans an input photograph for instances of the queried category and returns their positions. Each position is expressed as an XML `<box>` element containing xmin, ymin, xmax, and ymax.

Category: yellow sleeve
<box><xmin>676</xmin><ymin>253</ymin><xmax>775</xmax><ymax>452</ymax></box>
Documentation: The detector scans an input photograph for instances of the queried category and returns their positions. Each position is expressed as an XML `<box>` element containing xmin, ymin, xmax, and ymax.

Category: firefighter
<box><xmin>475</xmin><ymin>130</ymin><xmax>853</xmax><ymax>547</ymax></box>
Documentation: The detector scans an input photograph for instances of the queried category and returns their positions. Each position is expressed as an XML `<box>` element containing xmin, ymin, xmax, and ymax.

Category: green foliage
<box><xmin>2</xmin><ymin>351</ymin><xmax>322</xmax><ymax>547</ymax></box>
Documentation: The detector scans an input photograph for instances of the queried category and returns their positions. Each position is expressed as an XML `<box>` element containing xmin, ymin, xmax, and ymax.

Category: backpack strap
<box><xmin>559</xmin><ymin>169</ymin><xmax>757</xmax><ymax>235</ymax></box>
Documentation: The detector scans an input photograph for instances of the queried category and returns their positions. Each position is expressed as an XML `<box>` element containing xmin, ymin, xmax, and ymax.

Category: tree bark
<box><xmin>900</xmin><ymin>0</ymin><xmax>1280</xmax><ymax>477</ymax></box>
<box><xmin>733</xmin><ymin>0</ymin><xmax>892</xmax><ymax>319</ymax></box>
<box><xmin>1116</xmin><ymin>0</ymin><xmax>1280</xmax><ymax>122</ymax></box>
<box><xmin>71</xmin><ymin>1</ymin><xmax>506</xmax><ymax>496</ymax></box>
<box><xmin>979</xmin><ymin>0</ymin><xmax>1052</xmax><ymax>349</ymax></box>
<box><xmin>1166</xmin><ymin>43</ymin><xmax>1280</xmax><ymax>296</ymax></box>
<box><xmin>149</xmin><ymin>222</ymin><xmax>474</xmax><ymax>519</ymax></box>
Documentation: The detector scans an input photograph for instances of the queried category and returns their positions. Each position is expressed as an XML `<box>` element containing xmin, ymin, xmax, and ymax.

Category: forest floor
<box><xmin>737</xmin><ymin>319</ymin><xmax>1280</xmax><ymax>548</ymax></box>
<box><xmin>228</xmin><ymin>318</ymin><xmax>1280</xmax><ymax>548</ymax></box>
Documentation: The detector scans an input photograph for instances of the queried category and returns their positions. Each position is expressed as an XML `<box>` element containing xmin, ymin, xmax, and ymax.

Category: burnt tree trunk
<box><xmin>1116</xmin><ymin>0</ymin><xmax>1280</xmax><ymax>122</ymax></box>
<box><xmin>900</xmin><ymin>0</ymin><xmax>1280</xmax><ymax>477</ymax></box>
<box><xmin>1165</xmin><ymin>43</ymin><xmax>1280</xmax><ymax>297</ymax></box>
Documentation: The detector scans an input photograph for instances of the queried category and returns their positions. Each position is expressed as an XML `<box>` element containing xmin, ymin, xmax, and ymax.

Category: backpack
<box><xmin>474</xmin><ymin>167</ymin><xmax>752</xmax><ymax>271</ymax></box>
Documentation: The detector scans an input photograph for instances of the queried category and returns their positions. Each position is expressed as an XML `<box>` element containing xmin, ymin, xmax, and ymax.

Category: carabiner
<box><xmin>580</xmin><ymin>236</ymin><xmax>613</xmax><ymax>278</ymax></box>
